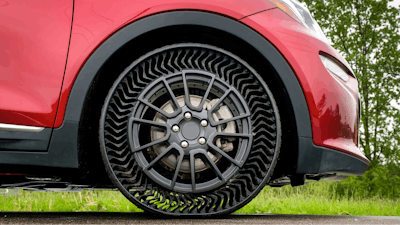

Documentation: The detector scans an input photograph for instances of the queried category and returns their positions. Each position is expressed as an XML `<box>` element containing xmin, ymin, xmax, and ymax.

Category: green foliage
<box><xmin>335</xmin><ymin>165</ymin><xmax>400</xmax><ymax>199</ymax></box>
<box><xmin>298</xmin><ymin>0</ymin><xmax>400</xmax><ymax>168</ymax></box>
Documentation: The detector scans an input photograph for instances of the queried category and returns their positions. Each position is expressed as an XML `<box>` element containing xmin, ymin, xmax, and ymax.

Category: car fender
<box><xmin>0</xmin><ymin>10</ymin><xmax>312</xmax><ymax>172</ymax></box>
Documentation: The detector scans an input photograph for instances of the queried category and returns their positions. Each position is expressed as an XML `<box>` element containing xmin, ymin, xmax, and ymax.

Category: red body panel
<box><xmin>0</xmin><ymin>0</ymin><xmax>72</xmax><ymax>127</ymax></box>
<box><xmin>0</xmin><ymin>0</ymin><xmax>367</xmax><ymax>162</ymax></box>
<box><xmin>54</xmin><ymin>0</ymin><xmax>276</xmax><ymax>128</ymax></box>
<box><xmin>241</xmin><ymin>9</ymin><xmax>367</xmax><ymax>162</ymax></box>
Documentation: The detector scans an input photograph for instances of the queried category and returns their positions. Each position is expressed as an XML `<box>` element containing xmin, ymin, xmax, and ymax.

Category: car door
<box><xmin>0</xmin><ymin>0</ymin><xmax>73</xmax><ymax>128</ymax></box>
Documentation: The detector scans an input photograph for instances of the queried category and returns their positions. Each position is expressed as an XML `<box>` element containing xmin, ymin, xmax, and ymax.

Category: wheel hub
<box><xmin>151</xmin><ymin>100</ymin><xmax>226</xmax><ymax>172</ymax></box>
<box><xmin>161</xmin><ymin>105</ymin><xmax>221</xmax><ymax>169</ymax></box>
<box><xmin>181</xmin><ymin>122</ymin><xmax>200</xmax><ymax>140</ymax></box>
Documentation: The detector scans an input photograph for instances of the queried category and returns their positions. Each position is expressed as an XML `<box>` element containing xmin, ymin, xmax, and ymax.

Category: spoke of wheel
<box><xmin>131</xmin><ymin>136</ymin><xmax>168</xmax><ymax>153</ymax></box>
<box><xmin>211</xmin><ymin>113</ymin><xmax>251</xmax><ymax>126</ymax></box>
<box><xmin>213</xmin><ymin>132</ymin><xmax>252</xmax><ymax>139</ymax></box>
<box><xmin>144</xmin><ymin>145</ymin><xmax>175</xmax><ymax>171</ymax></box>
<box><xmin>207</xmin><ymin>143</ymin><xmax>240</xmax><ymax>167</ymax></box>
<box><xmin>138</xmin><ymin>98</ymin><xmax>174</xmax><ymax>118</ymax></box>
<box><xmin>128</xmin><ymin>117</ymin><xmax>170</xmax><ymax>153</ymax></box>
<box><xmin>198</xmin><ymin>75</ymin><xmax>216</xmax><ymax>109</ymax></box>
<box><xmin>190</xmin><ymin>152</ymin><xmax>196</xmax><ymax>192</ymax></box>
<box><xmin>201</xmin><ymin>151</ymin><xmax>224</xmax><ymax>181</ymax></box>
<box><xmin>129</xmin><ymin>117</ymin><xmax>167</xmax><ymax>128</ymax></box>
<box><xmin>182</xmin><ymin>70</ymin><xmax>216</xmax><ymax>111</ymax></box>
<box><xmin>170</xmin><ymin>149</ymin><xmax>184</xmax><ymax>189</ymax></box>
<box><xmin>181</xmin><ymin>71</ymin><xmax>192</xmax><ymax>109</ymax></box>
<box><xmin>208</xmin><ymin>88</ymin><xmax>232</xmax><ymax>114</ymax></box>
<box><xmin>162</xmin><ymin>77</ymin><xmax>181</xmax><ymax>113</ymax></box>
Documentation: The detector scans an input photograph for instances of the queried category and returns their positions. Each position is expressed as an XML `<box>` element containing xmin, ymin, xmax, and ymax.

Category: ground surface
<box><xmin>0</xmin><ymin>212</ymin><xmax>399</xmax><ymax>224</ymax></box>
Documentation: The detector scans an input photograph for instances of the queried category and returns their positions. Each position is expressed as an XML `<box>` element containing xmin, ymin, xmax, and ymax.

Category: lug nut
<box><xmin>198</xmin><ymin>137</ymin><xmax>206</xmax><ymax>145</ymax></box>
<box><xmin>184</xmin><ymin>112</ymin><xmax>192</xmax><ymax>120</ymax></box>
<box><xmin>200</xmin><ymin>119</ymin><xmax>208</xmax><ymax>127</ymax></box>
<box><xmin>172</xmin><ymin>125</ymin><xmax>180</xmax><ymax>133</ymax></box>
<box><xmin>181</xmin><ymin>140</ymin><xmax>189</xmax><ymax>148</ymax></box>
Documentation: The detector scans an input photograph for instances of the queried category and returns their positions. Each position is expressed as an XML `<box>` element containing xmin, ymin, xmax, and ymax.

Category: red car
<box><xmin>0</xmin><ymin>0</ymin><xmax>369</xmax><ymax>216</ymax></box>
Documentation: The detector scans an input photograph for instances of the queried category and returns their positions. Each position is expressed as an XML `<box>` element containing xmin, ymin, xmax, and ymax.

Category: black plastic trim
<box><xmin>296</xmin><ymin>137</ymin><xmax>369</xmax><ymax>175</ymax></box>
<box><xmin>0</xmin><ymin>128</ymin><xmax>52</xmax><ymax>151</ymax></box>
<box><xmin>0</xmin><ymin>121</ymin><xmax>79</xmax><ymax>170</ymax></box>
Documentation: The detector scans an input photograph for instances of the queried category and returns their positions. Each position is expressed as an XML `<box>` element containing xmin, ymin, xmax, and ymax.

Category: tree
<box><xmin>298</xmin><ymin>0</ymin><xmax>400</xmax><ymax>167</ymax></box>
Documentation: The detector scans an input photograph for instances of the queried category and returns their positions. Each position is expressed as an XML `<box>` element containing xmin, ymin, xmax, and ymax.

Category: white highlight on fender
<box><xmin>0</xmin><ymin>123</ymin><xmax>45</xmax><ymax>132</ymax></box>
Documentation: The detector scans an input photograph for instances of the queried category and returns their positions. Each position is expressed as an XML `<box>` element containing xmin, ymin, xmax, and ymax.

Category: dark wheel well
<box><xmin>78</xmin><ymin>25</ymin><xmax>298</xmax><ymax>183</ymax></box>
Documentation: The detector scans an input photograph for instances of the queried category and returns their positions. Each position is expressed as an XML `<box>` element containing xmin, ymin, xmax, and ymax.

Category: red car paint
<box><xmin>0</xmin><ymin>0</ymin><xmax>367</xmax><ymax>162</ymax></box>
<box><xmin>54</xmin><ymin>0</ymin><xmax>276</xmax><ymax>128</ymax></box>
<box><xmin>0</xmin><ymin>0</ymin><xmax>72</xmax><ymax>127</ymax></box>
<box><xmin>241</xmin><ymin>9</ymin><xmax>367</xmax><ymax>162</ymax></box>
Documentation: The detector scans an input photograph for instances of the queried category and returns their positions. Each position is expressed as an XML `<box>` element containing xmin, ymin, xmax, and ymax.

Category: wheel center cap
<box><xmin>181</xmin><ymin>121</ymin><xmax>200</xmax><ymax>140</ymax></box>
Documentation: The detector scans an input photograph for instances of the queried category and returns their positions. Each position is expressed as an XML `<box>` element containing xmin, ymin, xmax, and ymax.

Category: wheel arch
<box><xmin>52</xmin><ymin>10</ymin><xmax>312</xmax><ymax>178</ymax></box>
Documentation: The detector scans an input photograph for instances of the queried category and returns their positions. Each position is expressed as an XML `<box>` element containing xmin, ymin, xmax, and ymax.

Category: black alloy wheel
<box><xmin>99</xmin><ymin>43</ymin><xmax>281</xmax><ymax>216</ymax></box>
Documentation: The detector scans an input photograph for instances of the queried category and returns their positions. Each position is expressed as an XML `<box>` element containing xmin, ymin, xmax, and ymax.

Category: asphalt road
<box><xmin>0</xmin><ymin>212</ymin><xmax>399</xmax><ymax>224</ymax></box>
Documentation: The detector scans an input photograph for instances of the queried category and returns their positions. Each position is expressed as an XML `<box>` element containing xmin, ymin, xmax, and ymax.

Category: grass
<box><xmin>0</xmin><ymin>189</ymin><xmax>142</xmax><ymax>212</ymax></box>
<box><xmin>0</xmin><ymin>181</ymin><xmax>398</xmax><ymax>216</ymax></box>
<box><xmin>235</xmin><ymin>183</ymin><xmax>400</xmax><ymax>216</ymax></box>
